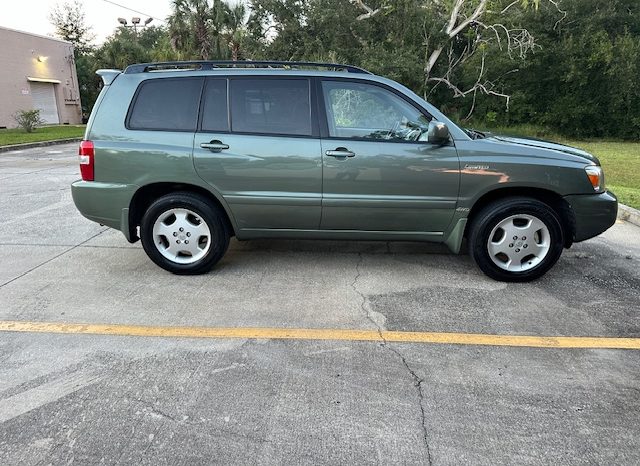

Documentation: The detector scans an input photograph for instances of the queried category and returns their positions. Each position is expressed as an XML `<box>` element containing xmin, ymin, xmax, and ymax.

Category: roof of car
<box><xmin>123</xmin><ymin>61</ymin><xmax>372</xmax><ymax>75</ymax></box>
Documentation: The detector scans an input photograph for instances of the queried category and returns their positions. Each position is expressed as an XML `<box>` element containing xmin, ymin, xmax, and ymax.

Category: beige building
<box><xmin>0</xmin><ymin>26</ymin><xmax>82</xmax><ymax>128</ymax></box>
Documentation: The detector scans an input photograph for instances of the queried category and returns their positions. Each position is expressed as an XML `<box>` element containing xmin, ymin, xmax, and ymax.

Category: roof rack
<box><xmin>123</xmin><ymin>60</ymin><xmax>372</xmax><ymax>75</ymax></box>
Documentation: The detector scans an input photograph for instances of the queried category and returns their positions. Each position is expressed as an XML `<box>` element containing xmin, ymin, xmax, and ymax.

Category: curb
<box><xmin>618</xmin><ymin>203</ymin><xmax>640</xmax><ymax>228</ymax></box>
<box><xmin>0</xmin><ymin>138</ymin><xmax>82</xmax><ymax>153</ymax></box>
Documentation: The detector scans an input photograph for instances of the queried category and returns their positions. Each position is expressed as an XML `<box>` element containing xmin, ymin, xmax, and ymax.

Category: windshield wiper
<box><xmin>465</xmin><ymin>128</ymin><xmax>486</xmax><ymax>140</ymax></box>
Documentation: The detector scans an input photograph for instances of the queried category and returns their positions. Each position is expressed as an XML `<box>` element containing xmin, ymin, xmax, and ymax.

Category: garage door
<box><xmin>30</xmin><ymin>82</ymin><xmax>59</xmax><ymax>124</ymax></box>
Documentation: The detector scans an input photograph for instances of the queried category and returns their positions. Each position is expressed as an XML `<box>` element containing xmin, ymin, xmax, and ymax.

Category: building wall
<box><xmin>0</xmin><ymin>26</ymin><xmax>82</xmax><ymax>128</ymax></box>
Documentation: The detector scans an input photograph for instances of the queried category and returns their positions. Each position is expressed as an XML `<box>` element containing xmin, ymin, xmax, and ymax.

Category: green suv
<box><xmin>71</xmin><ymin>61</ymin><xmax>617</xmax><ymax>282</ymax></box>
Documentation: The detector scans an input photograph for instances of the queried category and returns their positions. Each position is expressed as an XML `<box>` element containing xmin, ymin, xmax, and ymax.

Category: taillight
<box><xmin>79</xmin><ymin>140</ymin><xmax>94</xmax><ymax>181</ymax></box>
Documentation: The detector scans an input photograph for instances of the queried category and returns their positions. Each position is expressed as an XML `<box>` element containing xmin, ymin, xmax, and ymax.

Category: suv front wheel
<box><xmin>468</xmin><ymin>197</ymin><xmax>565</xmax><ymax>282</ymax></box>
<box><xmin>140</xmin><ymin>192</ymin><xmax>230</xmax><ymax>274</ymax></box>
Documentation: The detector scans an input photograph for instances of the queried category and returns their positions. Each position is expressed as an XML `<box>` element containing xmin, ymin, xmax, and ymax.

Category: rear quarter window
<box><xmin>127</xmin><ymin>77</ymin><xmax>203</xmax><ymax>131</ymax></box>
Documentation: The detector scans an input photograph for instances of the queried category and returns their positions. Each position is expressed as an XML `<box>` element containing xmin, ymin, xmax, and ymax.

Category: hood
<box><xmin>484</xmin><ymin>134</ymin><xmax>600</xmax><ymax>165</ymax></box>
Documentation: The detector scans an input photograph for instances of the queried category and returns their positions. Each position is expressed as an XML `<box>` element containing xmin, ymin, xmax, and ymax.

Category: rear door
<box><xmin>193</xmin><ymin>77</ymin><xmax>322</xmax><ymax>230</ymax></box>
<box><xmin>318</xmin><ymin>79</ymin><xmax>460</xmax><ymax>234</ymax></box>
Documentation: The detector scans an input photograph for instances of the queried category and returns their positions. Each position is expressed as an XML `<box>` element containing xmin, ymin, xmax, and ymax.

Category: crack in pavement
<box><xmin>351</xmin><ymin>252</ymin><xmax>434</xmax><ymax>465</ymax></box>
<box><xmin>385</xmin><ymin>345</ymin><xmax>433</xmax><ymax>466</ymax></box>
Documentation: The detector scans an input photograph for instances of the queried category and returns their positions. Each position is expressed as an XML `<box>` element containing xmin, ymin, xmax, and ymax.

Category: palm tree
<box><xmin>222</xmin><ymin>3</ymin><xmax>247</xmax><ymax>61</ymax></box>
<box><xmin>168</xmin><ymin>0</ymin><xmax>229</xmax><ymax>60</ymax></box>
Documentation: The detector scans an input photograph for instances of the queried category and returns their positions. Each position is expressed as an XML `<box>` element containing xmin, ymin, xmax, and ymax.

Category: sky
<box><xmin>0</xmin><ymin>0</ymin><xmax>174</xmax><ymax>44</ymax></box>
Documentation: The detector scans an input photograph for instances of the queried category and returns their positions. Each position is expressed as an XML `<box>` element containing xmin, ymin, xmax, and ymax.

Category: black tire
<box><xmin>468</xmin><ymin>197</ymin><xmax>564</xmax><ymax>282</ymax></box>
<box><xmin>140</xmin><ymin>192</ymin><xmax>230</xmax><ymax>275</ymax></box>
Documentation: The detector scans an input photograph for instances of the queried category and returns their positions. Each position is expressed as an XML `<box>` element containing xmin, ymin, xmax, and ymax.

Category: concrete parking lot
<box><xmin>1</xmin><ymin>143</ymin><xmax>639</xmax><ymax>464</ymax></box>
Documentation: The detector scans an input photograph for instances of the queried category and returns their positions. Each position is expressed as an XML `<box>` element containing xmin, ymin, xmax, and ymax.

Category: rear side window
<box><xmin>128</xmin><ymin>78</ymin><xmax>202</xmax><ymax>131</ymax></box>
<box><xmin>230</xmin><ymin>79</ymin><xmax>311</xmax><ymax>136</ymax></box>
<box><xmin>201</xmin><ymin>79</ymin><xmax>229</xmax><ymax>132</ymax></box>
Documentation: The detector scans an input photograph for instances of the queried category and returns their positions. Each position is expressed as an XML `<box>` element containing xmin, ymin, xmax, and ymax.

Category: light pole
<box><xmin>117</xmin><ymin>17</ymin><xmax>153</xmax><ymax>35</ymax></box>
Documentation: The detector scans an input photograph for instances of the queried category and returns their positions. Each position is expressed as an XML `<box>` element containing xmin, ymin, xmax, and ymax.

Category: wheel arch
<box><xmin>464</xmin><ymin>187</ymin><xmax>575</xmax><ymax>248</ymax></box>
<box><xmin>128</xmin><ymin>182</ymin><xmax>236</xmax><ymax>242</ymax></box>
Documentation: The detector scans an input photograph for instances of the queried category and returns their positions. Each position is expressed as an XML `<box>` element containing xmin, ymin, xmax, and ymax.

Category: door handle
<box><xmin>200</xmin><ymin>140</ymin><xmax>229</xmax><ymax>152</ymax></box>
<box><xmin>325</xmin><ymin>147</ymin><xmax>355</xmax><ymax>158</ymax></box>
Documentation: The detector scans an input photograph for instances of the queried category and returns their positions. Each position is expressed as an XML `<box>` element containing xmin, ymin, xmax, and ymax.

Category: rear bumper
<box><xmin>564</xmin><ymin>191</ymin><xmax>618</xmax><ymax>242</ymax></box>
<box><xmin>71</xmin><ymin>180</ymin><xmax>138</xmax><ymax>241</ymax></box>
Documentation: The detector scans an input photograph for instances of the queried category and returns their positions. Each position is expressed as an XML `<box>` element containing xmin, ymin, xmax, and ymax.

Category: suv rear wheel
<box><xmin>468</xmin><ymin>197</ymin><xmax>564</xmax><ymax>282</ymax></box>
<box><xmin>140</xmin><ymin>192</ymin><xmax>229</xmax><ymax>274</ymax></box>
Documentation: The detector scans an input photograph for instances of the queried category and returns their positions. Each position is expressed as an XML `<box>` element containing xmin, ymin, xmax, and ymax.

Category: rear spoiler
<box><xmin>96</xmin><ymin>69</ymin><xmax>121</xmax><ymax>86</ymax></box>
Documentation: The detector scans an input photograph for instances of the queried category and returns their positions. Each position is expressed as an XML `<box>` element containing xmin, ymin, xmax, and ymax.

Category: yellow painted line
<box><xmin>0</xmin><ymin>320</ymin><xmax>639</xmax><ymax>350</ymax></box>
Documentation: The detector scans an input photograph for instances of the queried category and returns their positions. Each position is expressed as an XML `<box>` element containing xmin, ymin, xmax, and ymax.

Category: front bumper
<box><xmin>71</xmin><ymin>180</ymin><xmax>138</xmax><ymax>241</ymax></box>
<box><xmin>564</xmin><ymin>191</ymin><xmax>618</xmax><ymax>242</ymax></box>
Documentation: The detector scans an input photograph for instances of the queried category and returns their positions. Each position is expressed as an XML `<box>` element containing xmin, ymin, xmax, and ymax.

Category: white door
<box><xmin>30</xmin><ymin>82</ymin><xmax>59</xmax><ymax>124</ymax></box>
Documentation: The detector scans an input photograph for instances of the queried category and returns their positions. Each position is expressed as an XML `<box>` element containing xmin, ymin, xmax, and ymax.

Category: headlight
<box><xmin>585</xmin><ymin>165</ymin><xmax>604</xmax><ymax>192</ymax></box>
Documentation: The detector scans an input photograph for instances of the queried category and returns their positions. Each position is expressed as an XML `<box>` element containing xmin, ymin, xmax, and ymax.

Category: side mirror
<box><xmin>427</xmin><ymin>121</ymin><xmax>450</xmax><ymax>145</ymax></box>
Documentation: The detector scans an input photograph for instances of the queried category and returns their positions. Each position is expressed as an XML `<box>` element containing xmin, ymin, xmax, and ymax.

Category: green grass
<box><xmin>567</xmin><ymin>141</ymin><xmax>640</xmax><ymax>210</ymax></box>
<box><xmin>475</xmin><ymin>124</ymin><xmax>640</xmax><ymax>210</ymax></box>
<box><xmin>0</xmin><ymin>125</ymin><xmax>85</xmax><ymax>146</ymax></box>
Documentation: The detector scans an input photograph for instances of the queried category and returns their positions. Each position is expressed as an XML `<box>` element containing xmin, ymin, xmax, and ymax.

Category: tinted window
<box><xmin>322</xmin><ymin>81</ymin><xmax>431</xmax><ymax>142</ymax></box>
<box><xmin>201</xmin><ymin>79</ymin><xmax>229</xmax><ymax>132</ymax></box>
<box><xmin>128</xmin><ymin>78</ymin><xmax>202</xmax><ymax>131</ymax></box>
<box><xmin>230</xmin><ymin>79</ymin><xmax>311</xmax><ymax>136</ymax></box>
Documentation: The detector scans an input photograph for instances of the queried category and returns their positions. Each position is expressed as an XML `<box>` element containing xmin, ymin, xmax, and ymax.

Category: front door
<box><xmin>193</xmin><ymin>77</ymin><xmax>322</xmax><ymax>231</ymax></box>
<box><xmin>319</xmin><ymin>79</ymin><xmax>460</xmax><ymax>234</ymax></box>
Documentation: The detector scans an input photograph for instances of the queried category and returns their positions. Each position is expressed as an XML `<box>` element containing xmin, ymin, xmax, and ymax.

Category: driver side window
<box><xmin>322</xmin><ymin>81</ymin><xmax>431</xmax><ymax>142</ymax></box>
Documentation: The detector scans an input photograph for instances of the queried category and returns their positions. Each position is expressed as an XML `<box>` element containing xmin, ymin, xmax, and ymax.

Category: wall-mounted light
<box><xmin>37</xmin><ymin>55</ymin><xmax>48</xmax><ymax>63</ymax></box>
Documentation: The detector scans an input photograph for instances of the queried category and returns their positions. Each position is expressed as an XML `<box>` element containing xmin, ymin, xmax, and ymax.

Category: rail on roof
<box><xmin>123</xmin><ymin>60</ymin><xmax>372</xmax><ymax>75</ymax></box>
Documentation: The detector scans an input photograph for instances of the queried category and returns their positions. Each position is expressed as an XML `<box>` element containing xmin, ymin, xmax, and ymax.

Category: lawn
<box><xmin>0</xmin><ymin>125</ymin><xmax>85</xmax><ymax>146</ymax></box>
<box><xmin>476</xmin><ymin>124</ymin><xmax>640</xmax><ymax>210</ymax></box>
<box><xmin>564</xmin><ymin>141</ymin><xmax>640</xmax><ymax>210</ymax></box>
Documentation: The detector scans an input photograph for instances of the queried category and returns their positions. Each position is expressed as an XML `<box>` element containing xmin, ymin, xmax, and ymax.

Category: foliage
<box><xmin>0</xmin><ymin>126</ymin><xmax>85</xmax><ymax>146</ymax></box>
<box><xmin>168</xmin><ymin>0</ymin><xmax>253</xmax><ymax>60</ymax></box>
<box><xmin>49</xmin><ymin>0</ymin><xmax>640</xmax><ymax>139</ymax></box>
<box><xmin>94</xmin><ymin>26</ymin><xmax>172</xmax><ymax>70</ymax></box>
<box><xmin>499</xmin><ymin>0</ymin><xmax>640</xmax><ymax>139</ymax></box>
<box><xmin>48</xmin><ymin>0</ymin><xmax>95</xmax><ymax>53</ymax></box>
<box><xmin>13</xmin><ymin>110</ymin><xmax>45</xmax><ymax>133</ymax></box>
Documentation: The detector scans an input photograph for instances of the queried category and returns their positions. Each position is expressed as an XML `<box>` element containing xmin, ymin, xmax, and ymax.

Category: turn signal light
<box><xmin>79</xmin><ymin>140</ymin><xmax>94</xmax><ymax>181</ymax></box>
<box><xmin>584</xmin><ymin>166</ymin><xmax>604</xmax><ymax>192</ymax></box>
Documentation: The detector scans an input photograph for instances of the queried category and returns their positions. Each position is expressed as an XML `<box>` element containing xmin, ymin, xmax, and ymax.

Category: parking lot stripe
<box><xmin>0</xmin><ymin>320</ymin><xmax>639</xmax><ymax>349</ymax></box>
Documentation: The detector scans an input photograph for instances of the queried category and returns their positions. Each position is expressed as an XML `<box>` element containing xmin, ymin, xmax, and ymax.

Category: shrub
<box><xmin>13</xmin><ymin>109</ymin><xmax>45</xmax><ymax>133</ymax></box>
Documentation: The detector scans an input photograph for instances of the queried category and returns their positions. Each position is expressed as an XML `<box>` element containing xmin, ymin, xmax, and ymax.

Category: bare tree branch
<box><xmin>428</xmin><ymin>53</ymin><xmax>512</xmax><ymax>119</ymax></box>
<box><xmin>349</xmin><ymin>0</ymin><xmax>385</xmax><ymax>20</ymax></box>
<box><xmin>448</xmin><ymin>0</ymin><xmax>488</xmax><ymax>38</ymax></box>
<box><xmin>501</xmin><ymin>0</ymin><xmax>520</xmax><ymax>14</ymax></box>
<box><xmin>351</xmin><ymin>0</ymin><xmax>565</xmax><ymax>118</ymax></box>
<box><xmin>475</xmin><ymin>21</ymin><xmax>539</xmax><ymax>59</ymax></box>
